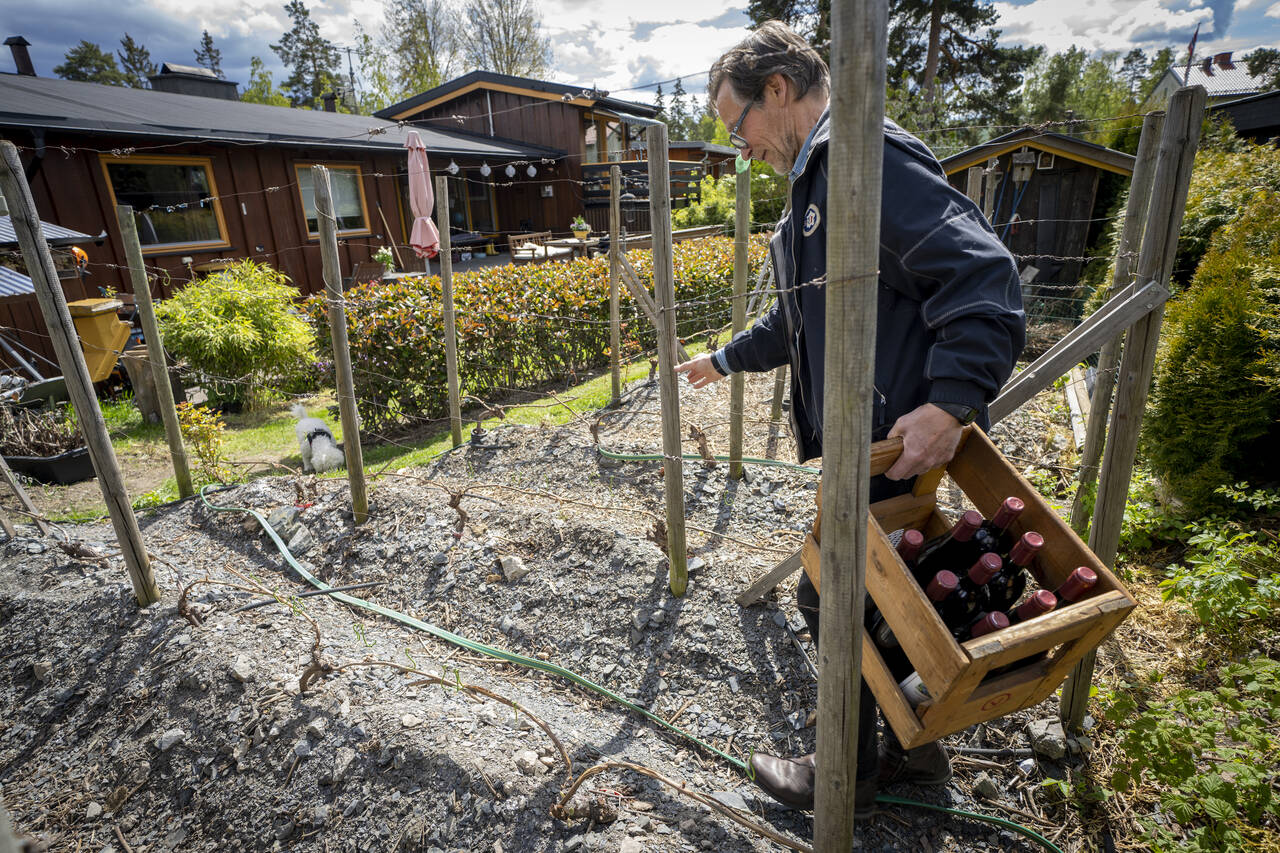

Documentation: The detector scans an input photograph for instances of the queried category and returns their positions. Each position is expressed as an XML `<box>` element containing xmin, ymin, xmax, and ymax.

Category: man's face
<box><xmin>714</xmin><ymin>76</ymin><xmax>798</xmax><ymax>175</ymax></box>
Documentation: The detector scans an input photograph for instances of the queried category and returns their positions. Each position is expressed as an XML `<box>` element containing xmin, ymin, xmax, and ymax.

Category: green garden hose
<box><xmin>199</xmin><ymin>485</ymin><xmax>1065</xmax><ymax>853</ymax></box>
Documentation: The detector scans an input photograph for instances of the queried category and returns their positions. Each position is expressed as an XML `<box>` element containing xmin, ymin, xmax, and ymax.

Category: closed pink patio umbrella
<box><xmin>405</xmin><ymin>130</ymin><xmax>440</xmax><ymax>259</ymax></box>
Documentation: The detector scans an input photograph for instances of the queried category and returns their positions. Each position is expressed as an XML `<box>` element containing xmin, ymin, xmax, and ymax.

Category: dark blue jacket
<box><xmin>719</xmin><ymin>112</ymin><xmax>1025</xmax><ymax>462</ymax></box>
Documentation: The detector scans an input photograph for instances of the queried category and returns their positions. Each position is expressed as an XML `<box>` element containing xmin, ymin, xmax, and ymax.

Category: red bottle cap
<box><xmin>1008</xmin><ymin>531</ymin><xmax>1045</xmax><ymax>567</ymax></box>
<box><xmin>953</xmin><ymin>510</ymin><xmax>983</xmax><ymax>542</ymax></box>
<box><xmin>1055</xmin><ymin>567</ymin><xmax>1099</xmax><ymax>602</ymax></box>
<box><xmin>898</xmin><ymin>529</ymin><xmax>925</xmax><ymax>562</ymax></box>
<box><xmin>969</xmin><ymin>611</ymin><xmax>1010</xmax><ymax>638</ymax></box>
<box><xmin>926</xmin><ymin>570</ymin><xmax>959</xmax><ymax>602</ymax></box>
<box><xmin>991</xmin><ymin>496</ymin><xmax>1025</xmax><ymax>528</ymax></box>
<box><xmin>1014</xmin><ymin>589</ymin><xmax>1057</xmax><ymax>621</ymax></box>
<box><xmin>967</xmin><ymin>551</ymin><xmax>1003</xmax><ymax>584</ymax></box>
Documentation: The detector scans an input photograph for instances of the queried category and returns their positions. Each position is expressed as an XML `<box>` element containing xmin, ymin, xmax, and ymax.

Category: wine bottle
<box><xmin>901</xmin><ymin>610</ymin><xmax>1012</xmax><ymax>704</ymax></box>
<box><xmin>938</xmin><ymin>552</ymin><xmax>1001</xmax><ymax>630</ymax></box>
<box><xmin>985</xmin><ymin>531</ymin><xmax>1043</xmax><ymax>612</ymax></box>
<box><xmin>897</xmin><ymin>529</ymin><xmax>925</xmax><ymax>575</ymax></box>
<box><xmin>1055</xmin><ymin>567</ymin><xmax>1098</xmax><ymax>602</ymax></box>
<box><xmin>973</xmin><ymin>496</ymin><xmax>1025</xmax><ymax>557</ymax></box>
<box><xmin>961</xmin><ymin>610</ymin><xmax>1010</xmax><ymax>641</ymax></box>
<box><xmin>913</xmin><ymin>510</ymin><xmax>984</xmax><ymax>584</ymax></box>
<box><xmin>872</xmin><ymin>570</ymin><xmax>958</xmax><ymax>648</ymax></box>
<box><xmin>1006</xmin><ymin>589</ymin><xmax>1057</xmax><ymax>624</ymax></box>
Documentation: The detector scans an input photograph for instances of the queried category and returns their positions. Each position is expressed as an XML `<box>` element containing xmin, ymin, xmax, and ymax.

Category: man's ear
<box><xmin>763</xmin><ymin>73</ymin><xmax>788</xmax><ymax>105</ymax></box>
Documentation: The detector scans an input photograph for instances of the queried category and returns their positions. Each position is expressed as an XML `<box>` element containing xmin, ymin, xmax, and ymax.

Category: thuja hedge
<box><xmin>306</xmin><ymin>236</ymin><xmax>768</xmax><ymax>431</ymax></box>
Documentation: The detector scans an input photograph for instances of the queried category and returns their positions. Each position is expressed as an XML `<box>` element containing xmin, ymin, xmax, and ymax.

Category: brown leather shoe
<box><xmin>879</xmin><ymin>739</ymin><xmax>952</xmax><ymax>786</ymax></box>
<box><xmin>749</xmin><ymin>752</ymin><xmax>879</xmax><ymax>819</ymax></box>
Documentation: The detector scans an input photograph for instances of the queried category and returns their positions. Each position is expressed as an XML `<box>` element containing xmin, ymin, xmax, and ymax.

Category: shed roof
<box><xmin>939</xmin><ymin>127</ymin><xmax>1136</xmax><ymax>176</ymax></box>
<box><xmin>0</xmin><ymin>73</ymin><xmax>555</xmax><ymax>159</ymax></box>
<box><xmin>0</xmin><ymin>265</ymin><xmax>34</xmax><ymax>298</ymax></box>
<box><xmin>0</xmin><ymin>215</ymin><xmax>94</xmax><ymax>248</ymax></box>
<box><xmin>375</xmin><ymin>70</ymin><xmax>659</xmax><ymax>123</ymax></box>
<box><xmin>1159</xmin><ymin>62</ymin><xmax>1265</xmax><ymax>99</ymax></box>
<box><xmin>668</xmin><ymin>140</ymin><xmax>737</xmax><ymax>156</ymax></box>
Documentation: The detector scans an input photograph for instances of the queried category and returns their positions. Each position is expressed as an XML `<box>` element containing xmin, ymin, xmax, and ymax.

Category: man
<box><xmin>675</xmin><ymin>21</ymin><xmax>1025</xmax><ymax>817</ymax></box>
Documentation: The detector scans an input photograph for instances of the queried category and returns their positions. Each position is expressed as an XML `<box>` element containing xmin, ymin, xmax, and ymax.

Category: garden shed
<box><xmin>940</xmin><ymin>128</ymin><xmax>1135</xmax><ymax>289</ymax></box>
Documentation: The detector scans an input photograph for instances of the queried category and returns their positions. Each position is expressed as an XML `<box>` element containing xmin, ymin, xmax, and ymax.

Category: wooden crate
<box><xmin>800</xmin><ymin>426</ymin><xmax>1136</xmax><ymax>749</ymax></box>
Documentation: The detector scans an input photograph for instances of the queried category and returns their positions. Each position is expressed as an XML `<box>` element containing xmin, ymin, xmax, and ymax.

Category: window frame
<box><xmin>581</xmin><ymin>112</ymin><xmax>632</xmax><ymax>165</ymax></box>
<box><xmin>97</xmin><ymin>153</ymin><xmax>232</xmax><ymax>255</ymax></box>
<box><xmin>293</xmin><ymin>162</ymin><xmax>373</xmax><ymax>239</ymax></box>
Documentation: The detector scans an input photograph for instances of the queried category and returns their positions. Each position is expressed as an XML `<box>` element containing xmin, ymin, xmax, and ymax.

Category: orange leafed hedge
<box><xmin>306</xmin><ymin>235</ymin><xmax>769</xmax><ymax>430</ymax></box>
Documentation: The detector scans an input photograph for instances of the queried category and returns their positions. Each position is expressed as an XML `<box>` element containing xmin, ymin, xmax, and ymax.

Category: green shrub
<box><xmin>1142</xmin><ymin>192</ymin><xmax>1280</xmax><ymax>515</ymax></box>
<box><xmin>672</xmin><ymin>162</ymin><xmax>787</xmax><ymax>232</ymax></box>
<box><xmin>306</xmin><ymin>236</ymin><xmax>768</xmax><ymax>432</ymax></box>
<box><xmin>155</xmin><ymin>260</ymin><xmax>317</xmax><ymax>410</ymax></box>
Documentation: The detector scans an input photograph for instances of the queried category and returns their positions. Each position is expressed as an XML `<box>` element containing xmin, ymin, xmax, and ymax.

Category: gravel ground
<box><xmin>0</xmin><ymin>370</ymin><xmax>1091</xmax><ymax>853</ymax></box>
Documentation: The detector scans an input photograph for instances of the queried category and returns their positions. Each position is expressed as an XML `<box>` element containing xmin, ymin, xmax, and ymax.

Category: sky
<box><xmin>0</xmin><ymin>0</ymin><xmax>1277</xmax><ymax>106</ymax></box>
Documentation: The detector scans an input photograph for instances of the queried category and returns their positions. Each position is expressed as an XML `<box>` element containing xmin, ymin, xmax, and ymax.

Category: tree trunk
<box><xmin>922</xmin><ymin>0</ymin><xmax>945</xmax><ymax>103</ymax></box>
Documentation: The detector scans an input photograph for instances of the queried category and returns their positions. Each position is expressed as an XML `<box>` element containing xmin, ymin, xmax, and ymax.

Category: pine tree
<box><xmin>194</xmin><ymin>30</ymin><xmax>224</xmax><ymax>78</ymax></box>
<box><xmin>271</xmin><ymin>0</ymin><xmax>342</xmax><ymax>108</ymax></box>
<box><xmin>117</xmin><ymin>33</ymin><xmax>156</xmax><ymax>89</ymax></box>
<box><xmin>54</xmin><ymin>41</ymin><xmax>130</xmax><ymax>86</ymax></box>
<box><xmin>654</xmin><ymin>83</ymin><xmax>666</xmax><ymax>118</ymax></box>
<box><xmin>669</xmin><ymin>78</ymin><xmax>690</xmax><ymax>139</ymax></box>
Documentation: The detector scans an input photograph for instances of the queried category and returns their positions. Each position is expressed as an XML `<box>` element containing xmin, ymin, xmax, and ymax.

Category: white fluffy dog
<box><xmin>292</xmin><ymin>404</ymin><xmax>346</xmax><ymax>474</ymax></box>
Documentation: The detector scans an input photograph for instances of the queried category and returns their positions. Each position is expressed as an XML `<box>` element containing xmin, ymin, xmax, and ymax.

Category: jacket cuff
<box><xmin>927</xmin><ymin>379</ymin><xmax>988</xmax><ymax>411</ymax></box>
<box><xmin>711</xmin><ymin>349</ymin><xmax>732</xmax><ymax>376</ymax></box>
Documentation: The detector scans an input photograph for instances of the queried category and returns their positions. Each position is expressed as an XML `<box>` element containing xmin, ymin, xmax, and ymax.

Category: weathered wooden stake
<box><xmin>609</xmin><ymin>166</ymin><xmax>622</xmax><ymax>405</ymax></box>
<box><xmin>0</xmin><ymin>455</ymin><xmax>50</xmax><ymax>537</ymax></box>
<box><xmin>769</xmin><ymin>365</ymin><xmax>787</xmax><ymax>424</ymax></box>
<box><xmin>1068</xmin><ymin>111</ymin><xmax>1164</xmax><ymax>534</ymax></box>
<box><xmin>434</xmin><ymin>176</ymin><xmax>464</xmax><ymax>447</ymax></box>
<box><xmin>983</xmin><ymin>157</ymin><xmax>999</xmax><ymax>221</ymax></box>
<box><xmin>647</xmin><ymin>123</ymin><xmax>688</xmax><ymax>597</ymax></box>
<box><xmin>0</xmin><ymin>141</ymin><xmax>159</xmax><ymax>605</ymax></box>
<box><xmin>115</xmin><ymin>205</ymin><xmax>193</xmax><ymax>499</ymax></box>
<box><xmin>312</xmin><ymin>165</ymin><xmax>369</xmax><ymax>525</ymax></box>
<box><xmin>1060</xmin><ymin>86</ymin><xmax>1206</xmax><ymax>729</ymax></box>
<box><xmin>815</xmin><ymin>0</ymin><xmax>886</xmax><ymax>845</ymax></box>
<box><xmin>729</xmin><ymin>165</ymin><xmax>750</xmax><ymax>479</ymax></box>
<box><xmin>964</xmin><ymin>165</ymin><xmax>984</xmax><ymax>207</ymax></box>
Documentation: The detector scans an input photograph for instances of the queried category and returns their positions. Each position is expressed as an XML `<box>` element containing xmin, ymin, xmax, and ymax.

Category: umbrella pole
<box><xmin>376</xmin><ymin>202</ymin><xmax>405</xmax><ymax>270</ymax></box>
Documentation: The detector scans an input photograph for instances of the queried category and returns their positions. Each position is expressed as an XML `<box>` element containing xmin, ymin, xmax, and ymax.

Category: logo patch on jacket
<box><xmin>802</xmin><ymin>203</ymin><xmax>820</xmax><ymax>237</ymax></box>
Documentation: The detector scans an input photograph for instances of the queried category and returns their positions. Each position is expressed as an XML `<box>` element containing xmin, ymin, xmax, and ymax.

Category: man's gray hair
<box><xmin>708</xmin><ymin>21</ymin><xmax>829</xmax><ymax>104</ymax></box>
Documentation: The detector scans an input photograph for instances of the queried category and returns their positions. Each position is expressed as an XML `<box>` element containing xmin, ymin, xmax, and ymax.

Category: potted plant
<box><xmin>0</xmin><ymin>402</ymin><xmax>94</xmax><ymax>485</ymax></box>
<box><xmin>570</xmin><ymin>216</ymin><xmax>590</xmax><ymax>240</ymax></box>
<box><xmin>373</xmin><ymin>245</ymin><xmax>396</xmax><ymax>273</ymax></box>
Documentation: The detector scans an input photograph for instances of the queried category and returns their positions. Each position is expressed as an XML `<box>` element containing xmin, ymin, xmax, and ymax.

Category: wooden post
<box><xmin>312</xmin><ymin>165</ymin><xmax>369</xmax><ymax>525</ymax></box>
<box><xmin>815</xmin><ymin>0</ymin><xmax>886</xmax><ymax>846</ymax></box>
<box><xmin>0</xmin><ymin>141</ymin><xmax>159</xmax><ymax>605</ymax></box>
<box><xmin>115</xmin><ymin>205</ymin><xmax>193</xmax><ymax>499</ymax></box>
<box><xmin>434</xmin><ymin>176</ymin><xmax>464</xmax><ymax>448</ymax></box>
<box><xmin>1060</xmin><ymin>86</ymin><xmax>1206</xmax><ymax>729</ymax></box>
<box><xmin>609</xmin><ymin>165</ymin><xmax>622</xmax><ymax>406</ymax></box>
<box><xmin>983</xmin><ymin>157</ymin><xmax>1000</xmax><ymax>221</ymax></box>
<box><xmin>769</xmin><ymin>365</ymin><xmax>787</xmax><ymax>423</ymax></box>
<box><xmin>0</xmin><ymin>455</ymin><xmax>50</xmax><ymax>537</ymax></box>
<box><xmin>729</xmin><ymin>165</ymin><xmax>750</xmax><ymax>479</ymax></box>
<box><xmin>647</xmin><ymin>123</ymin><xmax>688</xmax><ymax>597</ymax></box>
<box><xmin>1069</xmin><ymin>112</ymin><xmax>1164</xmax><ymax>534</ymax></box>
<box><xmin>964</xmin><ymin>166</ymin><xmax>984</xmax><ymax>207</ymax></box>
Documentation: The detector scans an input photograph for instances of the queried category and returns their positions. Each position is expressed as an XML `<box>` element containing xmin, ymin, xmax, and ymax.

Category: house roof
<box><xmin>375</xmin><ymin>70</ymin><xmax>660</xmax><ymax>123</ymax></box>
<box><xmin>939</xmin><ymin>127</ymin><xmax>1136</xmax><ymax>177</ymax></box>
<box><xmin>0</xmin><ymin>215</ymin><xmax>94</xmax><ymax>248</ymax></box>
<box><xmin>0</xmin><ymin>265</ymin><xmax>35</xmax><ymax>298</ymax></box>
<box><xmin>668</xmin><ymin>140</ymin><xmax>737</xmax><ymax>156</ymax></box>
<box><xmin>0</xmin><ymin>73</ymin><xmax>555</xmax><ymax>159</ymax></box>
<box><xmin>1159</xmin><ymin>61</ymin><xmax>1265</xmax><ymax>99</ymax></box>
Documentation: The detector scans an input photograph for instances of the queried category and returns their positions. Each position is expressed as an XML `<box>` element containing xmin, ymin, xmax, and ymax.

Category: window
<box><xmin>295</xmin><ymin>164</ymin><xmax>370</xmax><ymax>236</ymax></box>
<box><xmin>99</xmin><ymin>155</ymin><xmax>229</xmax><ymax>252</ymax></box>
<box><xmin>583</xmin><ymin>119</ymin><xmax>599</xmax><ymax>163</ymax></box>
<box><xmin>605</xmin><ymin>121</ymin><xmax>625</xmax><ymax>161</ymax></box>
<box><xmin>583</xmin><ymin>115</ymin><xmax>630</xmax><ymax>164</ymax></box>
<box><xmin>444</xmin><ymin>172</ymin><xmax>497</xmax><ymax>234</ymax></box>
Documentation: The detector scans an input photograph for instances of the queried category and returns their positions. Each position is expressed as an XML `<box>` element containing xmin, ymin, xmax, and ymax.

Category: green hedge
<box><xmin>306</xmin><ymin>236</ymin><xmax>768</xmax><ymax>431</ymax></box>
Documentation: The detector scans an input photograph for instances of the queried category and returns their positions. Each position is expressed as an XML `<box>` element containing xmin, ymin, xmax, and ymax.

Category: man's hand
<box><xmin>674</xmin><ymin>353</ymin><xmax>726</xmax><ymax>389</ymax></box>
<box><xmin>884</xmin><ymin>403</ymin><xmax>966</xmax><ymax>481</ymax></box>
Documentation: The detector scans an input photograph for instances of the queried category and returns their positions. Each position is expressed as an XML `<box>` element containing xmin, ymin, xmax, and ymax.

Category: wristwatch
<box><xmin>934</xmin><ymin>401</ymin><xmax>979</xmax><ymax>426</ymax></box>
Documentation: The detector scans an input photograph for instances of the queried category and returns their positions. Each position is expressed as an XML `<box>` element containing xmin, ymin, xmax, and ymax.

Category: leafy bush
<box><xmin>1142</xmin><ymin>192</ymin><xmax>1280</xmax><ymax>515</ymax></box>
<box><xmin>672</xmin><ymin>162</ymin><xmax>787</xmax><ymax>232</ymax></box>
<box><xmin>155</xmin><ymin>260</ymin><xmax>317</xmax><ymax>410</ymax></box>
<box><xmin>306</xmin><ymin>237</ymin><xmax>768</xmax><ymax>432</ymax></box>
<box><xmin>176</xmin><ymin>402</ymin><xmax>229</xmax><ymax>484</ymax></box>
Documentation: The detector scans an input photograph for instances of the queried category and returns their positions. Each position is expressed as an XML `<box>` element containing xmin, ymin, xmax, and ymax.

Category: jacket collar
<box><xmin>788</xmin><ymin>104</ymin><xmax>831</xmax><ymax>182</ymax></box>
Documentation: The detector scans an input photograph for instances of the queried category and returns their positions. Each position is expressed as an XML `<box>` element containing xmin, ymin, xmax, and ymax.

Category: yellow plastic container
<box><xmin>67</xmin><ymin>298</ymin><xmax>131</xmax><ymax>383</ymax></box>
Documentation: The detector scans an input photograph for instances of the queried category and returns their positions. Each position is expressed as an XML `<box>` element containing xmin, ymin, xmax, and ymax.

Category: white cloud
<box><xmin>1267</xmin><ymin>1</ymin><xmax>1280</xmax><ymax>17</ymax></box>
<box><xmin>994</xmin><ymin>0</ymin><xmax>1215</xmax><ymax>53</ymax></box>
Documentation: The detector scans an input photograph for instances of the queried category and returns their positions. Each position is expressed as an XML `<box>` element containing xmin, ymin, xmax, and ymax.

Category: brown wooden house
<box><xmin>940</xmin><ymin>128</ymin><xmax>1135</xmax><ymax>287</ymax></box>
<box><xmin>375</xmin><ymin>71</ymin><xmax>706</xmax><ymax>235</ymax></box>
<box><xmin>0</xmin><ymin>65</ymin><xmax>552</xmax><ymax>311</ymax></box>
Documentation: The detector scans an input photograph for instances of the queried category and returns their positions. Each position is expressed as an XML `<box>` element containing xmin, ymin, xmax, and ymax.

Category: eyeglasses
<box><xmin>728</xmin><ymin>100</ymin><xmax>754</xmax><ymax>150</ymax></box>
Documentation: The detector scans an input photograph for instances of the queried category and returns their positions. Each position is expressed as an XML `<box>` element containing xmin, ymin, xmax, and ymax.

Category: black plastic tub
<box><xmin>3</xmin><ymin>447</ymin><xmax>94</xmax><ymax>485</ymax></box>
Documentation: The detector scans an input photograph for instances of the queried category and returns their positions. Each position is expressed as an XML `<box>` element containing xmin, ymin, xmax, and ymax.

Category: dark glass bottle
<box><xmin>872</xmin><ymin>570</ymin><xmax>958</xmax><ymax>648</ymax></box>
<box><xmin>938</xmin><ymin>552</ymin><xmax>1001</xmax><ymax>630</ymax></box>
<box><xmin>897</xmin><ymin>529</ymin><xmax>925</xmax><ymax>577</ymax></box>
<box><xmin>1007</xmin><ymin>589</ymin><xmax>1057</xmax><ymax>624</ymax></box>
<box><xmin>913</xmin><ymin>510</ymin><xmax>984</xmax><ymax>584</ymax></box>
<box><xmin>973</xmin><ymin>496</ymin><xmax>1025</xmax><ymax>557</ymax></box>
<box><xmin>1055</xmin><ymin>567</ymin><xmax>1099</xmax><ymax>603</ymax></box>
<box><xmin>959</xmin><ymin>610</ymin><xmax>1010</xmax><ymax>642</ymax></box>
<box><xmin>986</xmin><ymin>531</ymin><xmax>1043</xmax><ymax>613</ymax></box>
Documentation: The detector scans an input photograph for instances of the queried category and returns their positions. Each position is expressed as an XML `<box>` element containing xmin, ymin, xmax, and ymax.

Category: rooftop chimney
<box><xmin>5</xmin><ymin>36</ymin><xmax>35</xmax><ymax>76</ymax></box>
<box><xmin>148</xmin><ymin>62</ymin><xmax>238</xmax><ymax>100</ymax></box>
<box><xmin>1201</xmin><ymin>56</ymin><xmax>1214</xmax><ymax>76</ymax></box>
<box><xmin>322</xmin><ymin>92</ymin><xmax>337</xmax><ymax>112</ymax></box>
<box><xmin>1214</xmin><ymin>51</ymin><xmax>1235</xmax><ymax>70</ymax></box>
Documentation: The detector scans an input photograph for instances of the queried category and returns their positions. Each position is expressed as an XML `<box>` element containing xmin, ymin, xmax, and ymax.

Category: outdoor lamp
<box><xmin>527</xmin><ymin>164</ymin><xmax>537</xmax><ymax>177</ymax></box>
<box><xmin>479</xmin><ymin>162</ymin><xmax>491</xmax><ymax>177</ymax></box>
<box><xmin>446</xmin><ymin>160</ymin><xmax>460</xmax><ymax>175</ymax></box>
<box><xmin>505</xmin><ymin>164</ymin><xmax>516</xmax><ymax>178</ymax></box>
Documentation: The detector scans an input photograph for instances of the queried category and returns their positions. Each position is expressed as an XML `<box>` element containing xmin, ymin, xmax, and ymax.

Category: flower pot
<box><xmin>3</xmin><ymin>446</ymin><xmax>94</xmax><ymax>485</ymax></box>
<box><xmin>572</xmin><ymin>229</ymin><xmax>590</xmax><ymax>240</ymax></box>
